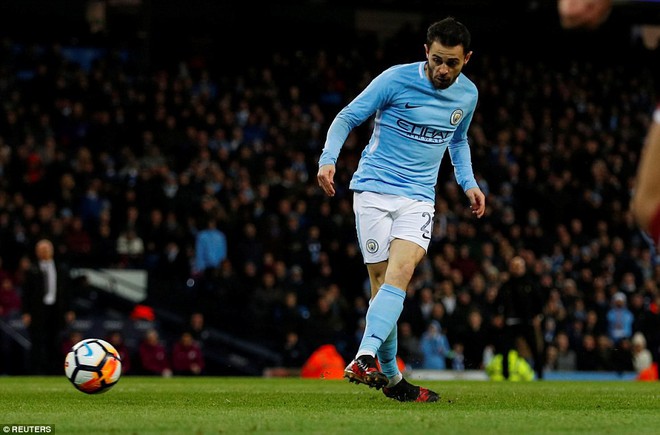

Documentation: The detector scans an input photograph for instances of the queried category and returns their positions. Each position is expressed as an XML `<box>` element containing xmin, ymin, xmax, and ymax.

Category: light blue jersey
<box><xmin>319</xmin><ymin>61</ymin><xmax>479</xmax><ymax>203</ymax></box>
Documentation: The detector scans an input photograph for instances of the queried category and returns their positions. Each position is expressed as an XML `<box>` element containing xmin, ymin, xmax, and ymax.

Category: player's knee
<box><xmin>386</xmin><ymin>262</ymin><xmax>416</xmax><ymax>287</ymax></box>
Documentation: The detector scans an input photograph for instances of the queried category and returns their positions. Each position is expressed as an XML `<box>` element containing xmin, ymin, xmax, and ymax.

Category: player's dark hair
<box><xmin>427</xmin><ymin>17</ymin><xmax>471</xmax><ymax>53</ymax></box>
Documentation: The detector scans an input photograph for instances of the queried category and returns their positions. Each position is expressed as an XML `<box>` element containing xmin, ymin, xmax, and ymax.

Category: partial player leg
<box><xmin>344</xmin><ymin>284</ymin><xmax>405</xmax><ymax>389</ymax></box>
<box><xmin>382</xmin><ymin>377</ymin><xmax>440</xmax><ymax>403</ymax></box>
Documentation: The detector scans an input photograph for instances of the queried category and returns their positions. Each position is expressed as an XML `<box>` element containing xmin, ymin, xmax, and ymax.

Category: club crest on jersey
<box><xmin>365</xmin><ymin>239</ymin><xmax>379</xmax><ymax>254</ymax></box>
<box><xmin>450</xmin><ymin>109</ymin><xmax>463</xmax><ymax>126</ymax></box>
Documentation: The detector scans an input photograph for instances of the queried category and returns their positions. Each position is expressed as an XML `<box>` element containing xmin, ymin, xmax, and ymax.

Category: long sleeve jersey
<box><xmin>319</xmin><ymin>61</ymin><xmax>479</xmax><ymax>203</ymax></box>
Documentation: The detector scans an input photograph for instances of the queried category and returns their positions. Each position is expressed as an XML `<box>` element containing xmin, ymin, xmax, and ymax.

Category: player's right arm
<box><xmin>317</xmin><ymin>163</ymin><xmax>336</xmax><ymax>197</ymax></box>
<box><xmin>317</xmin><ymin>70</ymin><xmax>393</xmax><ymax>197</ymax></box>
<box><xmin>317</xmin><ymin>111</ymin><xmax>352</xmax><ymax>197</ymax></box>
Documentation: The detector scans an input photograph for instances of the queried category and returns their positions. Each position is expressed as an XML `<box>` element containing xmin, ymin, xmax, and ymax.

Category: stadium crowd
<box><xmin>0</xmin><ymin>24</ymin><xmax>659</xmax><ymax>377</ymax></box>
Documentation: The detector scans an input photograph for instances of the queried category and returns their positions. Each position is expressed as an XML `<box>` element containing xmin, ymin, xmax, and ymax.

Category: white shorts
<box><xmin>353</xmin><ymin>191</ymin><xmax>435</xmax><ymax>264</ymax></box>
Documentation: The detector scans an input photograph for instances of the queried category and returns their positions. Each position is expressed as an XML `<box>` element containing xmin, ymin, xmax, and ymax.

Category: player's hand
<box><xmin>317</xmin><ymin>164</ymin><xmax>336</xmax><ymax>197</ymax></box>
<box><xmin>466</xmin><ymin>187</ymin><xmax>486</xmax><ymax>218</ymax></box>
<box><xmin>22</xmin><ymin>313</ymin><xmax>31</xmax><ymax>327</ymax></box>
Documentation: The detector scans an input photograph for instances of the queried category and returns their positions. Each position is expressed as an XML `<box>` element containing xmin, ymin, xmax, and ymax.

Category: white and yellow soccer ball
<box><xmin>64</xmin><ymin>338</ymin><xmax>122</xmax><ymax>394</ymax></box>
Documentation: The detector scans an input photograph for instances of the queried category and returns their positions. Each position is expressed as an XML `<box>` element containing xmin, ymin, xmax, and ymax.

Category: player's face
<box><xmin>424</xmin><ymin>41</ymin><xmax>471</xmax><ymax>90</ymax></box>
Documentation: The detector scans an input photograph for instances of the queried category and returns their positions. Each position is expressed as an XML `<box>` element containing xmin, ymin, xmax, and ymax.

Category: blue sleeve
<box><xmin>420</xmin><ymin>336</ymin><xmax>432</xmax><ymax>354</ymax></box>
<box><xmin>218</xmin><ymin>232</ymin><xmax>227</xmax><ymax>263</ymax></box>
<box><xmin>438</xmin><ymin>336</ymin><xmax>450</xmax><ymax>355</ymax></box>
<box><xmin>318</xmin><ymin>72</ymin><xmax>392</xmax><ymax>166</ymax></box>
<box><xmin>318</xmin><ymin>111</ymin><xmax>355</xmax><ymax>166</ymax></box>
<box><xmin>194</xmin><ymin>235</ymin><xmax>207</xmax><ymax>272</ymax></box>
<box><xmin>447</xmin><ymin>101</ymin><xmax>478</xmax><ymax>192</ymax></box>
<box><xmin>624</xmin><ymin>311</ymin><xmax>634</xmax><ymax>337</ymax></box>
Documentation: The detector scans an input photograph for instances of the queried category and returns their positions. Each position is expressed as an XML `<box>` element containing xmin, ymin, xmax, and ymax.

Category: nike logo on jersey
<box><xmin>405</xmin><ymin>103</ymin><xmax>422</xmax><ymax>109</ymax></box>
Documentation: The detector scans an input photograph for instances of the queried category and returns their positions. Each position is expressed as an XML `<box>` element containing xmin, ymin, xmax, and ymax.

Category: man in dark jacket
<box><xmin>497</xmin><ymin>256</ymin><xmax>545</xmax><ymax>380</ymax></box>
<box><xmin>22</xmin><ymin>239</ymin><xmax>73</xmax><ymax>374</ymax></box>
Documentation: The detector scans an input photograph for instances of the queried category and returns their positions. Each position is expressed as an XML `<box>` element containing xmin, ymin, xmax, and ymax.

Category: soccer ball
<box><xmin>64</xmin><ymin>338</ymin><xmax>122</xmax><ymax>394</ymax></box>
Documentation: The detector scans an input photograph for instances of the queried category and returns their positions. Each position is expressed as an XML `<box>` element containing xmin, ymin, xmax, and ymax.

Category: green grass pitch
<box><xmin>2</xmin><ymin>376</ymin><xmax>659</xmax><ymax>434</ymax></box>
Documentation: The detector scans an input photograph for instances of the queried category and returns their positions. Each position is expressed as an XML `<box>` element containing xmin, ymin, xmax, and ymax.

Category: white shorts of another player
<box><xmin>353</xmin><ymin>190</ymin><xmax>435</xmax><ymax>264</ymax></box>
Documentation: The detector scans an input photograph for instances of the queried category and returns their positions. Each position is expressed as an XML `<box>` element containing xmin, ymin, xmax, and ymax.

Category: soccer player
<box><xmin>631</xmin><ymin>109</ymin><xmax>660</xmax><ymax>248</ymax></box>
<box><xmin>557</xmin><ymin>0</ymin><xmax>660</xmax><ymax>249</ymax></box>
<box><xmin>317</xmin><ymin>17</ymin><xmax>485</xmax><ymax>402</ymax></box>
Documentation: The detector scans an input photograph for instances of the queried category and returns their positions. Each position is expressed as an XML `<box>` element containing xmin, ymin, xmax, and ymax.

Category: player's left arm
<box><xmin>447</xmin><ymin>102</ymin><xmax>486</xmax><ymax>218</ymax></box>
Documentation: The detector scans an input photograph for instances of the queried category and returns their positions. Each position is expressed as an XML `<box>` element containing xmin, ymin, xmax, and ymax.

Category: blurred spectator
<box><xmin>141</xmin><ymin>210</ymin><xmax>167</xmax><ymax>271</ymax></box>
<box><xmin>273</xmin><ymin>291</ymin><xmax>310</xmax><ymax>342</ymax></box>
<box><xmin>138</xmin><ymin>328</ymin><xmax>172</xmax><ymax>377</ymax></box>
<box><xmin>192</xmin><ymin>216</ymin><xmax>227</xmax><ymax>278</ymax></box>
<box><xmin>497</xmin><ymin>256</ymin><xmax>544</xmax><ymax>380</ymax></box>
<box><xmin>583</xmin><ymin>309</ymin><xmax>606</xmax><ymax>339</ymax></box>
<box><xmin>451</xmin><ymin>343</ymin><xmax>466</xmax><ymax>371</ymax></box>
<box><xmin>544</xmin><ymin>345</ymin><xmax>559</xmax><ymax>373</ymax></box>
<box><xmin>116</xmin><ymin>228</ymin><xmax>145</xmax><ymax>268</ymax></box>
<box><xmin>631</xmin><ymin>332</ymin><xmax>653</xmax><ymax>374</ymax></box>
<box><xmin>63</xmin><ymin>216</ymin><xmax>93</xmax><ymax>265</ymax></box>
<box><xmin>595</xmin><ymin>334</ymin><xmax>615</xmax><ymax>371</ymax></box>
<box><xmin>307</xmin><ymin>292</ymin><xmax>347</xmax><ymax>352</ymax></box>
<box><xmin>60</xmin><ymin>330</ymin><xmax>83</xmax><ymax>360</ymax></box>
<box><xmin>187</xmin><ymin>312</ymin><xmax>210</xmax><ymax>346</ymax></box>
<box><xmin>21</xmin><ymin>239</ymin><xmax>74</xmax><ymax>375</ymax></box>
<box><xmin>0</xmin><ymin>276</ymin><xmax>21</xmax><ymax>319</ymax></box>
<box><xmin>0</xmin><ymin>258</ymin><xmax>12</xmax><ymax>284</ymax></box>
<box><xmin>610</xmin><ymin>336</ymin><xmax>634</xmax><ymax>373</ymax></box>
<box><xmin>155</xmin><ymin>241</ymin><xmax>191</xmax><ymax>281</ymax></box>
<box><xmin>606</xmin><ymin>292</ymin><xmax>634</xmax><ymax>345</ymax></box>
<box><xmin>576</xmin><ymin>334</ymin><xmax>599</xmax><ymax>371</ymax></box>
<box><xmin>281</xmin><ymin>331</ymin><xmax>309</xmax><ymax>368</ymax></box>
<box><xmin>89</xmin><ymin>220</ymin><xmax>118</xmax><ymax>268</ymax></box>
<box><xmin>397</xmin><ymin>321</ymin><xmax>423</xmax><ymax>369</ymax></box>
<box><xmin>232</xmin><ymin>222</ymin><xmax>264</xmax><ymax>270</ymax></box>
<box><xmin>417</xmin><ymin>286</ymin><xmax>436</xmax><ymax>326</ymax></box>
<box><xmin>419</xmin><ymin>320</ymin><xmax>452</xmax><ymax>370</ymax></box>
<box><xmin>554</xmin><ymin>331</ymin><xmax>577</xmax><ymax>371</ymax></box>
<box><xmin>248</xmin><ymin>271</ymin><xmax>285</xmax><ymax>342</ymax></box>
<box><xmin>447</xmin><ymin>289</ymin><xmax>474</xmax><ymax>344</ymax></box>
<box><xmin>172</xmin><ymin>331</ymin><xmax>205</xmax><ymax>375</ymax></box>
<box><xmin>107</xmin><ymin>330</ymin><xmax>132</xmax><ymax>375</ymax></box>
<box><xmin>459</xmin><ymin>309</ymin><xmax>488</xmax><ymax>370</ymax></box>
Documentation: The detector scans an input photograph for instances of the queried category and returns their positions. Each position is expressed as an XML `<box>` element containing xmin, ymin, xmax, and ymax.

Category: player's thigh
<box><xmin>387</xmin><ymin>199</ymin><xmax>434</xmax><ymax>286</ymax></box>
<box><xmin>353</xmin><ymin>191</ymin><xmax>394</xmax><ymax>264</ymax></box>
<box><xmin>386</xmin><ymin>239</ymin><xmax>426</xmax><ymax>287</ymax></box>
<box><xmin>390</xmin><ymin>198</ymin><xmax>434</xmax><ymax>253</ymax></box>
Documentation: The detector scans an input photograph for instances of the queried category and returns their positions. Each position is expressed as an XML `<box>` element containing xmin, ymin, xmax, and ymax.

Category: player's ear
<box><xmin>464</xmin><ymin>50</ymin><xmax>473</xmax><ymax>64</ymax></box>
<box><xmin>424</xmin><ymin>44</ymin><xmax>430</xmax><ymax>57</ymax></box>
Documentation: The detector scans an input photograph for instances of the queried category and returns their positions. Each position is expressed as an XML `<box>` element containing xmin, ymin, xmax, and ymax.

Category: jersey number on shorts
<box><xmin>421</xmin><ymin>212</ymin><xmax>432</xmax><ymax>240</ymax></box>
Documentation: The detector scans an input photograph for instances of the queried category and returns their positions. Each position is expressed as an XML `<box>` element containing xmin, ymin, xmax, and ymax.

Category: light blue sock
<box><xmin>357</xmin><ymin>284</ymin><xmax>405</xmax><ymax>357</ymax></box>
<box><xmin>377</xmin><ymin>325</ymin><xmax>401</xmax><ymax>380</ymax></box>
